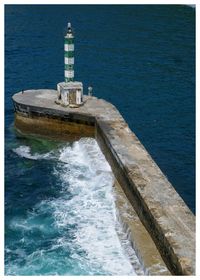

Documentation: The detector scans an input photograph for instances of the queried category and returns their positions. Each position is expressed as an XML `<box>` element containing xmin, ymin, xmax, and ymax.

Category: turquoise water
<box><xmin>5</xmin><ymin>4</ymin><xmax>195</xmax><ymax>275</ymax></box>
<box><xmin>5</xmin><ymin>137</ymin><xmax>143</xmax><ymax>275</ymax></box>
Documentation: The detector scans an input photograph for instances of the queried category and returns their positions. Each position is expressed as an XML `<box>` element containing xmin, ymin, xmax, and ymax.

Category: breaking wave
<box><xmin>6</xmin><ymin>138</ymin><xmax>143</xmax><ymax>275</ymax></box>
<box><xmin>13</xmin><ymin>145</ymin><xmax>54</xmax><ymax>160</ymax></box>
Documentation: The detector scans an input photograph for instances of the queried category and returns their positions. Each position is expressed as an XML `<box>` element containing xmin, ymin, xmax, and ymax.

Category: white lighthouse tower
<box><xmin>57</xmin><ymin>22</ymin><xmax>83</xmax><ymax>107</ymax></box>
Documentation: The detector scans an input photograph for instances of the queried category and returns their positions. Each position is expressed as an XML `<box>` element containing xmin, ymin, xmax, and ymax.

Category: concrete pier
<box><xmin>12</xmin><ymin>89</ymin><xmax>195</xmax><ymax>275</ymax></box>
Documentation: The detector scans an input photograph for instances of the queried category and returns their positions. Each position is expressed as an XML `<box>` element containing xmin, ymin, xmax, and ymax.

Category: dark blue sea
<box><xmin>5</xmin><ymin>5</ymin><xmax>195</xmax><ymax>276</ymax></box>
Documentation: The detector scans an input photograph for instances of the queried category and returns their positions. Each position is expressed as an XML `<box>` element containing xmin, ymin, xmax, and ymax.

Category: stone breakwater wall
<box><xmin>12</xmin><ymin>89</ymin><xmax>195</xmax><ymax>275</ymax></box>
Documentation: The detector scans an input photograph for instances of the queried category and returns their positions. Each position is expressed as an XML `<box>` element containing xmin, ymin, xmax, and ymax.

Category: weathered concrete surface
<box><xmin>12</xmin><ymin>89</ymin><xmax>195</xmax><ymax>275</ymax></box>
<box><xmin>15</xmin><ymin>113</ymin><xmax>94</xmax><ymax>140</ymax></box>
<box><xmin>113</xmin><ymin>180</ymin><xmax>170</xmax><ymax>275</ymax></box>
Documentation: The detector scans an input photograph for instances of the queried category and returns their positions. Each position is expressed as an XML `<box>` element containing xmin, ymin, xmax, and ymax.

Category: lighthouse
<box><xmin>64</xmin><ymin>22</ymin><xmax>74</xmax><ymax>82</ymax></box>
<box><xmin>57</xmin><ymin>22</ymin><xmax>83</xmax><ymax>107</ymax></box>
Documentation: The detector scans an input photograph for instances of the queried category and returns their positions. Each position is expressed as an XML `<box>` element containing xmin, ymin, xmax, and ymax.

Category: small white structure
<box><xmin>56</xmin><ymin>22</ymin><xmax>83</xmax><ymax>108</ymax></box>
<box><xmin>57</xmin><ymin>81</ymin><xmax>83</xmax><ymax>107</ymax></box>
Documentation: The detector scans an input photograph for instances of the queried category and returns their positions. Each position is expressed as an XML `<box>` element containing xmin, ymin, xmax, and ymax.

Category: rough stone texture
<box><xmin>113</xmin><ymin>180</ymin><xmax>171</xmax><ymax>275</ymax></box>
<box><xmin>12</xmin><ymin>89</ymin><xmax>195</xmax><ymax>275</ymax></box>
<box><xmin>15</xmin><ymin>113</ymin><xmax>94</xmax><ymax>140</ymax></box>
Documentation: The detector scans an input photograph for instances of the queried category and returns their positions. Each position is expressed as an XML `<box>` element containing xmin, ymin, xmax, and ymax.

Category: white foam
<box><xmin>13</xmin><ymin>145</ymin><xmax>54</xmax><ymax>160</ymax></box>
<box><xmin>52</xmin><ymin>138</ymin><xmax>140</xmax><ymax>275</ymax></box>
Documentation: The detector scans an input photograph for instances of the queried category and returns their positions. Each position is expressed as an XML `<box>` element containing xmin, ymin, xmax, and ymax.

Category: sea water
<box><xmin>5</xmin><ymin>137</ymin><xmax>143</xmax><ymax>275</ymax></box>
<box><xmin>5</xmin><ymin>4</ymin><xmax>195</xmax><ymax>275</ymax></box>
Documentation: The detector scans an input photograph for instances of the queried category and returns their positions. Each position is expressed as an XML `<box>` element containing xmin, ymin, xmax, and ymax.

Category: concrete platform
<box><xmin>12</xmin><ymin>89</ymin><xmax>195</xmax><ymax>275</ymax></box>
